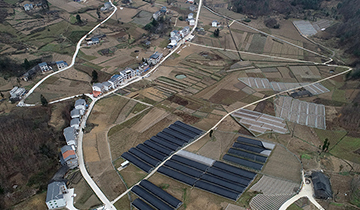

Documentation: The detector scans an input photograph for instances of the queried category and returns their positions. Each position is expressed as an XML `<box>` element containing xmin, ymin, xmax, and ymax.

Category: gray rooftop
<box><xmin>102</xmin><ymin>81</ymin><xmax>111</xmax><ymax>86</ymax></box>
<box><xmin>63</xmin><ymin>127</ymin><xmax>76</xmax><ymax>143</ymax></box>
<box><xmin>74</xmin><ymin>99</ymin><xmax>86</xmax><ymax>107</ymax></box>
<box><xmin>70</xmin><ymin>109</ymin><xmax>81</xmax><ymax>117</ymax></box>
<box><xmin>70</xmin><ymin>118</ymin><xmax>80</xmax><ymax>126</ymax></box>
<box><xmin>61</xmin><ymin>145</ymin><xmax>77</xmax><ymax>161</ymax></box>
<box><xmin>93</xmin><ymin>83</ymin><xmax>104</xmax><ymax>88</ymax></box>
<box><xmin>46</xmin><ymin>181</ymin><xmax>66</xmax><ymax>202</ymax></box>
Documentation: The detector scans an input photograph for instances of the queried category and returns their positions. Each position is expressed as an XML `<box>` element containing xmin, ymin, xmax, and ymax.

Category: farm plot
<box><xmin>239</xmin><ymin>77</ymin><xmax>329</xmax><ymax>95</ymax></box>
<box><xmin>248</xmin><ymin>34</ymin><xmax>267</xmax><ymax>54</ymax></box>
<box><xmin>132</xmin><ymin>11</ymin><xmax>153</xmax><ymax>26</ymax></box>
<box><xmin>289</xmin><ymin>65</ymin><xmax>321</xmax><ymax>79</ymax></box>
<box><xmin>293</xmin><ymin>20</ymin><xmax>318</xmax><ymax>36</ymax></box>
<box><xmin>250</xmin><ymin>175</ymin><xmax>298</xmax><ymax>195</ymax></box>
<box><xmin>231</xmin><ymin>109</ymin><xmax>288</xmax><ymax>135</ymax></box>
<box><xmin>274</xmin><ymin>96</ymin><xmax>326</xmax><ymax>129</ymax></box>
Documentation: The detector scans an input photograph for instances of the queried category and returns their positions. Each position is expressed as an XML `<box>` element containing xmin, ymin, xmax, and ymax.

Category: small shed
<box><xmin>212</xmin><ymin>20</ymin><xmax>218</xmax><ymax>27</ymax></box>
<box><xmin>23</xmin><ymin>4</ymin><xmax>33</xmax><ymax>11</ymax></box>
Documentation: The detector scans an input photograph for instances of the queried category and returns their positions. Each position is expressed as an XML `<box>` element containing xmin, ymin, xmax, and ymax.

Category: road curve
<box><xmin>18</xmin><ymin>1</ymin><xmax>118</xmax><ymax>107</ymax></box>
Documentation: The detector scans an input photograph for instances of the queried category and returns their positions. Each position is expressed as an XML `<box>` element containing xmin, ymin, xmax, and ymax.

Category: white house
<box><xmin>153</xmin><ymin>11</ymin><xmax>161</xmax><ymax>20</ymax></box>
<box><xmin>108</xmin><ymin>74</ymin><xmax>123</xmax><ymax>89</ymax></box>
<box><xmin>38</xmin><ymin>62</ymin><xmax>50</xmax><ymax>73</ymax></box>
<box><xmin>119</xmin><ymin>67</ymin><xmax>136</xmax><ymax>80</ymax></box>
<box><xmin>102</xmin><ymin>81</ymin><xmax>112</xmax><ymax>91</ymax></box>
<box><xmin>63</xmin><ymin>127</ymin><xmax>76</xmax><ymax>146</ymax></box>
<box><xmin>70</xmin><ymin>118</ymin><xmax>80</xmax><ymax>130</ymax></box>
<box><xmin>56</xmin><ymin>61</ymin><xmax>68</xmax><ymax>70</ymax></box>
<box><xmin>61</xmin><ymin>145</ymin><xmax>78</xmax><ymax>169</ymax></box>
<box><xmin>74</xmin><ymin>99</ymin><xmax>86</xmax><ymax>110</ymax></box>
<box><xmin>23</xmin><ymin>4</ymin><xmax>33</xmax><ymax>11</ymax></box>
<box><xmin>169</xmin><ymin>37</ymin><xmax>178</xmax><ymax>46</ymax></box>
<box><xmin>212</xmin><ymin>20</ymin><xmax>218</xmax><ymax>27</ymax></box>
<box><xmin>180</xmin><ymin>26</ymin><xmax>190</xmax><ymax>38</ymax></box>
<box><xmin>46</xmin><ymin>181</ymin><xmax>68</xmax><ymax>209</ymax></box>
<box><xmin>9</xmin><ymin>87</ymin><xmax>26</xmax><ymax>100</ymax></box>
<box><xmin>92</xmin><ymin>83</ymin><xmax>105</xmax><ymax>97</ymax></box>
<box><xmin>188</xmin><ymin>13</ymin><xmax>194</xmax><ymax>19</ymax></box>
<box><xmin>148</xmin><ymin>52</ymin><xmax>163</xmax><ymax>65</ymax></box>
<box><xmin>188</xmin><ymin>19</ymin><xmax>195</xmax><ymax>25</ymax></box>
<box><xmin>70</xmin><ymin>108</ymin><xmax>84</xmax><ymax>119</ymax></box>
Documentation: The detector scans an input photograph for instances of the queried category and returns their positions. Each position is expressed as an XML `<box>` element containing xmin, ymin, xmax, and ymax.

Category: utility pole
<box><xmin>226</xmin><ymin>18</ymin><xmax>243</xmax><ymax>61</ymax></box>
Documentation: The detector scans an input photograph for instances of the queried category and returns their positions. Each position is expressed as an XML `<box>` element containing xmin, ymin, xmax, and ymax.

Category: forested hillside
<box><xmin>0</xmin><ymin>107</ymin><xmax>60</xmax><ymax>209</ymax></box>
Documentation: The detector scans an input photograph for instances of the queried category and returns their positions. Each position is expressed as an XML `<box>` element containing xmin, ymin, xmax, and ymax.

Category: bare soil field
<box><xmin>119</xmin><ymin>163</ymin><xmax>147</xmax><ymax>187</ymax></box>
<box><xmin>262</xmin><ymin>145</ymin><xmax>302</xmax><ymax>183</ymax></box>
<box><xmin>198</xmin><ymin>131</ymin><xmax>237</xmax><ymax>160</ymax></box>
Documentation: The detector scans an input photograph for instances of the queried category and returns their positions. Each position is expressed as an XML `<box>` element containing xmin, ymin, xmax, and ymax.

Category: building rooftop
<box><xmin>70</xmin><ymin>109</ymin><xmax>81</xmax><ymax>117</ymax></box>
<box><xmin>38</xmin><ymin>62</ymin><xmax>47</xmax><ymax>67</ymax></box>
<box><xmin>63</xmin><ymin>127</ymin><xmax>76</xmax><ymax>142</ymax></box>
<box><xmin>70</xmin><ymin>118</ymin><xmax>80</xmax><ymax>126</ymax></box>
<box><xmin>61</xmin><ymin>145</ymin><xmax>76</xmax><ymax>161</ymax></box>
<box><xmin>46</xmin><ymin>181</ymin><xmax>66</xmax><ymax>202</ymax></box>
<box><xmin>311</xmin><ymin>171</ymin><xmax>332</xmax><ymax>199</ymax></box>
<box><xmin>74</xmin><ymin>99</ymin><xmax>86</xmax><ymax>107</ymax></box>
<box><xmin>150</xmin><ymin>52</ymin><xmax>162</xmax><ymax>59</ymax></box>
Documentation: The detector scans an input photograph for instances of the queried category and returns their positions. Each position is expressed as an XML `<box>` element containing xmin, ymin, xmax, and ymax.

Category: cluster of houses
<box><xmin>167</xmin><ymin>26</ymin><xmax>190</xmax><ymax>48</ymax></box>
<box><xmin>21</xmin><ymin>60</ymin><xmax>68</xmax><ymax>81</ymax></box>
<box><xmin>153</xmin><ymin>6</ymin><xmax>167</xmax><ymax>21</ymax></box>
<box><xmin>9</xmin><ymin>86</ymin><xmax>26</xmax><ymax>101</ymax></box>
<box><xmin>45</xmin><ymin>98</ymin><xmax>87</xmax><ymax>209</ymax></box>
<box><xmin>92</xmin><ymin>51</ymin><xmax>163</xmax><ymax>97</ymax></box>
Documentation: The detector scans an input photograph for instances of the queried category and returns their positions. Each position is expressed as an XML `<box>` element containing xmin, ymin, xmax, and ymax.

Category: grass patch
<box><xmin>136</xmin><ymin>96</ymin><xmax>157</xmax><ymax>105</ymax></box>
<box><xmin>350</xmin><ymin>188</ymin><xmax>360</xmax><ymax>207</ymax></box>
<box><xmin>301</xmin><ymin>154</ymin><xmax>312</xmax><ymax>160</ymax></box>
<box><xmin>159</xmin><ymin>39</ymin><xmax>169</xmax><ymax>48</ymax></box>
<box><xmin>241</xmin><ymin>94</ymin><xmax>262</xmax><ymax>104</ymax></box>
<box><xmin>82</xmin><ymin>62</ymin><xmax>103</xmax><ymax>71</ymax></box>
<box><xmin>66</xmin><ymin>30</ymin><xmax>88</xmax><ymax>44</ymax></box>
<box><xmin>78</xmin><ymin>50</ymin><xmax>97</xmax><ymax>61</ymax></box>
<box><xmin>314</xmin><ymin>129</ymin><xmax>347</xmax><ymax>148</ymax></box>
<box><xmin>119</xmin><ymin>164</ymin><xmax>147</xmax><ymax>187</ymax></box>
<box><xmin>170</xmin><ymin>53</ymin><xmax>180</xmax><ymax>59</ymax></box>
<box><xmin>108</xmin><ymin>108</ymin><xmax>151</xmax><ymax>137</ymax></box>
<box><xmin>113</xmin><ymin>194</ymin><xmax>131</xmax><ymax>210</ymax></box>
<box><xmin>39</xmin><ymin>43</ymin><xmax>74</xmax><ymax>54</ymax></box>
<box><xmin>332</xmin><ymin>89</ymin><xmax>347</xmax><ymax>103</ymax></box>
<box><xmin>331</xmin><ymin>136</ymin><xmax>360</xmax><ymax>164</ymax></box>
<box><xmin>330</xmin><ymin>202</ymin><xmax>345</xmax><ymax>207</ymax></box>
<box><xmin>131</xmin><ymin>103</ymin><xmax>148</xmax><ymax>114</ymax></box>
<box><xmin>69</xmin><ymin>15</ymin><xmax>77</xmax><ymax>24</ymax></box>
<box><xmin>287</xmin><ymin>203</ymin><xmax>303</xmax><ymax>210</ymax></box>
<box><xmin>238</xmin><ymin>191</ymin><xmax>261</xmax><ymax>208</ymax></box>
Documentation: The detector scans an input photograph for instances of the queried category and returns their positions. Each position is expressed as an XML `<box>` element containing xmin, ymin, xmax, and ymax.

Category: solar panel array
<box><xmin>223</xmin><ymin>136</ymin><xmax>275</xmax><ymax>171</ymax></box>
<box><xmin>158</xmin><ymin>154</ymin><xmax>257</xmax><ymax>201</ymax></box>
<box><xmin>121</xmin><ymin>121</ymin><xmax>203</xmax><ymax>173</ymax></box>
<box><xmin>131</xmin><ymin>180</ymin><xmax>183</xmax><ymax>210</ymax></box>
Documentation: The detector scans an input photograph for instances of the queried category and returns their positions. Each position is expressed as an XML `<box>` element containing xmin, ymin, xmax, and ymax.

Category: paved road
<box><xmin>279</xmin><ymin>171</ymin><xmax>325</xmax><ymax>210</ymax></box>
<box><xmin>17</xmin><ymin>1</ymin><xmax>118</xmax><ymax>107</ymax></box>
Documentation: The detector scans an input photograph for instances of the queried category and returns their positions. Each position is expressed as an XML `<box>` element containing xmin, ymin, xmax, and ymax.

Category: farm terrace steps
<box><xmin>231</xmin><ymin>109</ymin><xmax>289</xmax><ymax>135</ymax></box>
<box><xmin>157</xmin><ymin>152</ymin><xmax>257</xmax><ymax>201</ymax></box>
<box><xmin>238</xmin><ymin>77</ymin><xmax>330</xmax><ymax>95</ymax></box>
<box><xmin>121</xmin><ymin>121</ymin><xmax>203</xmax><ymax>173</ymax></box>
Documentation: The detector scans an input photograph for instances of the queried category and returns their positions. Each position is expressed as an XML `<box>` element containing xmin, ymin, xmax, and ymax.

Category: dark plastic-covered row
<box><xmin>174</xmin><ymin>121</ymin><xmax>202</xmax><ymax>135</ymax></box>
<box><xmin>140</xmin><ymin>180</ymin><xmax>182</xmax><ymax>209</ymax></box>
<box><xmin>206</xmin><ymin>167</ymin><xmax>251</xmax><ymax>186</ymax></box>
<box><xmin>129</xmin><ymin>148</ymin><xmax>160</xmax><ymax>167</ymax></box>
<box><xmin>169</xmin><ymin>124</ymin><xmax>197</xmax><ymax>138</ymax></box>
<box><xmin>212</xmin><ymin>161</ymin><xmax>256</xmax><ymax>179</ymax></box>
<box><xmin>228</xmin><ymin>148</ymin><xmax>267</xmax><ymax>163</ymax></box>
<box><xmin>171</xmin><ymin>155</ymin><xmax>209</xmax><ymax>172</ymax></box>
<box><xmin>158</xmin><ymin>166</ymin><xmax>197</xmax><ymax>186</ymax></box>
<box><xmin>237</xmin><ymin>136</ymin><xmax>265</xmax><ymax>148</ymax></box>
<box><xmin>223</xmin><ymin>154</ymin><xmax>263</xmax><ymax>171</ymax></box>
<box><xmin>194</xmin><ymin>180</ymin><xmax>241</xmax><ymax>201</ymax></box>
<box><xmin>200</xmin><ymin>174</ymin><xmax>245</xmax><ymax>193</ymax></box>
<box><xmin>157</xmin><ymin>133</ymin><xmax>186</xmax><ymax>147</ymax></box>
<box><xmin>232</xmin><ymin>142</ymin><xmax>268</xmax><ymax>154</ymax></box>
<box><xmin>162</xmin><ymin>128</ymin><xmax>190</xmax><ymax>142</ymax></box>
<box><xmin>150</xmin><ymin>136</ymin><xmax>180</xmax><ymax>151</ymax></box>
<box><xmin>165</xmin><ymin>160</ymin><xmax>204</xmax><ymax>178</ymax></box>
<box><xmin>131</xmin><ymin>186</ymin><xmax>173</xmax><ymax>210</ymax></box>
<box><xmin>144</xmin><ymin>141</ymin><xmax>173</xmax><ymax>156</ymax></box>
<box><xmin>132</xmin><ymin>198</ymin><xmax>154</xmax><ymax>210</ymax></box>
<box><xmin>136</xmin><ymin>144</ymin><xmax>167</xmax><ymax>161</ymax></box>
<box><xmin>121</xmin><ymin>152</ymin><xmax>153</xmax><ymax>173</ymax></box>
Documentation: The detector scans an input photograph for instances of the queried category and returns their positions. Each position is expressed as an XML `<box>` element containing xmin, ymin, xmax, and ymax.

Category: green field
<box><xmin>332</xmin><ymin>89</ymin><xmax>347</xmax><ymax>103</ymax></box>
<box><xmin>314</xmin><ymin>129</ymin><xmax>347</xmax><ymax>147</ymax></box>
<box><xmin>330</xmin><ymin>136</ymin><xmax>360</xmax><ymax>164</ymax></box>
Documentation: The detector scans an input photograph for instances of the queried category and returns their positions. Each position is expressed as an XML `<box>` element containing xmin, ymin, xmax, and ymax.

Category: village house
<box><xmin>101</xmin><ymin>2</ymin><xmax>113</xmax><ymax>11</ymax></box>
<box><xmin>74</xmin><ymin>99</ymin><xmax>86</xmax><ymax>110</ymax></box>
<box><xmin>23</xmin><ymin>4</ymin><xmax>33</xmax><ymax>11</ymax></box>
<box><xmin>38</xmin><ymin>62</ymin><xmax>51</xmax><ymax>73</ymax></box>
<box><xmin>63</xmin><ymin>127</ymin><xmax>77</xmax><ymax>146</ymax></box>
<box><xmin>70</xmin><ymin>108</ymin><xmax>84</xmax><ymax>119</ymax></box>
<box><xmin>108</xmin><ymin>74</ymin><xmax>123</xmax><ymax>89</ymax></box>
<box><xmin>311</xmin><ymin>171</ymin><xmax>333</xmax><ymax>199</ymax></box>
<box><xmin>188</xmin><ymin>13</ymin><xmax>194</xmax><ymax>19</ymax></box>
<box><xmin>186</xmin><ymin>0</ymin><xmax>194</xmax><ymax>3</ymax></box>
<box><xmin>160</xmin><ymin>6</ymin><xmax>167</xmax><ymax>13</ymax></box>
<box><xmin>21</xmin><ymin>67</ymin><xmax>37</xmax><ymax>81</ymax></box>
<box><xmin>45</xmin><ymin>181</ymin><xmax>68</xmax><ymax>209</ymax></box>
<box><xmin>188</xmin><ymin>18</ymin><xmax>195</xmax><ymax>25</ymax></box>
<box><xmin>92</xmin><ymin>83</ymin><xmax>105</xmax><ymax>97</ymax></box>
<box><xmin>148</xmin><ymin>52</ymin><xmax>163</xmax><ymax>65</ymax></box>
<box><xmin>189</xmin><ymin>5</ymin><xmax>196</xmax><ymax>11</ymax></box>
<box><xmin>87</xmin><ymin>37</ymin><xmax>100</xmax><ymax>45</ymax></box>
<box><xmin>70</xmin><ymin>118</ymin><xmax>80</xmax><ymax>130</ymax></box>
<box><xmin>138</xmin><ymin>62</ymin><xmax>150</xmax><ymax>72</ymax></box>
<box><xmin>56</xmin><ymin>61</ymin><xmax>68</xmax><ymax>70</ymax></box>
<box><xmin>9</xmin><ymin>86</ymin><xmax>26</xmax><ymax>101</ymax></box>
<box><xmin>180</xmin><ymin>26</ymin><xmax>190</xmax><ymax>38</ymax></box>
<box><xmin>212</xmin><ymin>20</ymin><xmax>218</xmax><ymax>27</ymax></box>
<box><xmin>102</xmin><ymin>81</ymin><xmax>112</xmax><ymax>91</ymax></box>
<box><xmin>120</xmin><ymin>67</ymin><xmax>136</xmax><ymax>80</ymax></box>
<box><xmin>60</xmin><ymin>145</ymin><xmax>78</xmax><ymax>169</ymax></box>
<box><xmin>153</xmin><ymin>11</ymin><xmax>161</xmax><ymax>20</ymax></box>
